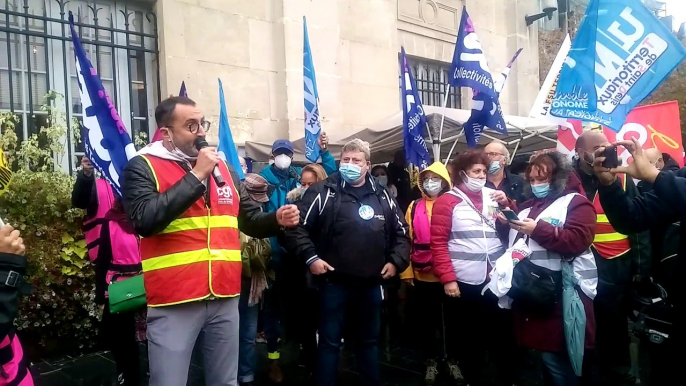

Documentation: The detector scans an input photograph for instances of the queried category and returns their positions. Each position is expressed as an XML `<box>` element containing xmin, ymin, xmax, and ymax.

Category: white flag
<box><xmin>529</xmin><ymin>35</ymin><xmax>571</xmax><ymax>126</ymax></box>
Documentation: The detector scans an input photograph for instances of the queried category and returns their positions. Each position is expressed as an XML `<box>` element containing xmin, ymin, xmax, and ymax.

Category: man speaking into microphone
<box><xmin>121</xmin><ymin>96</ymin><xmax>299</xmax><ymax>386</ymax></box>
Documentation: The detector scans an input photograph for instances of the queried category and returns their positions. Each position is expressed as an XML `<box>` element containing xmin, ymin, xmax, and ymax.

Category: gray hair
<box><xmin>341</xmin><ymin>138</ymin><xmax>371</xmax><ymax>161</ymax></box>
<box><xmin>489</xmin><ymin>140</ymin><xmax>510</xmax><ymax>164</ymax></box>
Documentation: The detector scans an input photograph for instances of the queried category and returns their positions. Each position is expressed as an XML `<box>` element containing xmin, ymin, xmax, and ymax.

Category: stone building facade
<box><xmin>157</xmin><ymin>0</ymin><xmax>543</xmax><ymax>145</ymax></box>
<box><xmin>0</xmin><ymin>0</ymin><xmax>545</xmax><ymax>171</ymax></box>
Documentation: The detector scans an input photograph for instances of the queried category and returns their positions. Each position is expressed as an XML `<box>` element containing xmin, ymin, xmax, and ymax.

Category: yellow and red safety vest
<box><xmin>139</xmin><ymin>155</ymin><xmax>242</xmax><ymax>307</ymax></box>
<box><xmin>592</xmin><ymin>174</ymin><xmax>630</xmax><ymax>259</ymax></box>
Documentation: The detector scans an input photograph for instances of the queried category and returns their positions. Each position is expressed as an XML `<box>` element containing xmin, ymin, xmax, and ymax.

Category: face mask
<box><xmin>242</xmin><ymin>167</ymin><xmax>248</xmax><ymax>175</ymax></box>
<box><xmin>168</xmin><ymin>134</ymin><xmax>197</xmax><ymax>162</ymax></box>
<box><xmin>300</xmin><ymin>186</ymin><xmax>308</xmax><ymax>198</ymax></box>
<box><xmin>339</xmin><ymin>163</ymin><xmax>363</xmax><ymax>183</ymax></box>
<box><xmin>461</xmin><ymin>172</ymin><xmax>486</xmax><ymax>192</ymax></box>
<box><xmin>423</xmin><ymin>179</ymin><xmax>442</xmax><ymax>196</ymax></box>
<box><xmin>531</xmin><ymin>183</ymin><xmax>550</xmax><ymax>198</ymax></box>
<box><xmin>274</xmin><ymin>154</ymin><xmax>291</xmax><ymax>170</ymax></box>
<box><xmin>376</xmin><ymin>175</ymin><xmax>388</xmax><ymax>187</ymax></box>
<box><xmin>488</xmin><ymin>161</ymin><xmax>502</xmax><ymax>175</ymax></box>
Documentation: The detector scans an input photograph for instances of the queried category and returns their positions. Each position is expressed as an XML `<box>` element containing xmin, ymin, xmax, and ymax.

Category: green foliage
<box><xmin>134</xmin><ymin>131</ymin><xmax>149</xmax><ymax>151</ymax></box>
<box><xmin>0</xmin><ymin>93</ymin><xmax>100</xmax><ymax>357</ymax></box>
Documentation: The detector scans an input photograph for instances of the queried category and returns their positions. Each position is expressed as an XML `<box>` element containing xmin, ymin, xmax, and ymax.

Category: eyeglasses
<box><xmin>424</xmin><ymin>176</ymin><xmax>442</xmax><ymax>183</ymax></box>
<box><xmin>486</xmin><ymin>152</ymin><xmax>504</xmax><ymax>158</ymax></box>
<box><xmin>166</xmin><ymin>120</ymin><xmax>211</xmax><ymax>134</ymax></box>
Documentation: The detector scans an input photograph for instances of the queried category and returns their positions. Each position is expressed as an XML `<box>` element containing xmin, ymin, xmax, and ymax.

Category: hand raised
<box><xmin>0</xmin><ymin>225</ymin><xmax>25</xmax><ymax>256</ymax></box>
<box><xmin>192</xmin><ymin>147</ymin><xmax>220</xmax><ymax>180</ymax></box>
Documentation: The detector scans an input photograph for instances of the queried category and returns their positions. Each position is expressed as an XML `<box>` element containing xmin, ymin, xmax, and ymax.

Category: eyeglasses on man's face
<box><xmin>166</xmin><ymin>120</ymin><xmax>211</xmax><ymax>134</ymax></box>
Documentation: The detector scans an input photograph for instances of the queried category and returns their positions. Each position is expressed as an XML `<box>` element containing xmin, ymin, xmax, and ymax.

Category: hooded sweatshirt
<box><xmin>400</xmin><ymin>162</ymin><xmax>451</xmax><ymax>283</ymax></box>
<box><xmin>259</xmin><ymin>151</ymin><xmax>337</xmax><ymax>261</ymax></box>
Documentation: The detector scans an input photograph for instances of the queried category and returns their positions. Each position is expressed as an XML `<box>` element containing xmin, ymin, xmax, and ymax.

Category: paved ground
<box><xmin>30</xmin><ymin>326</ymin><xmax>548</xmax><ymax>386</ymax></box>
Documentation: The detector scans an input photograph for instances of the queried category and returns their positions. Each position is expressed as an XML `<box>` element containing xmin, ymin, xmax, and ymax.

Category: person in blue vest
<box><xmin>258</xmin><ymin>134</ymin><xmax>336</xmax><ymax>382</ymax></box>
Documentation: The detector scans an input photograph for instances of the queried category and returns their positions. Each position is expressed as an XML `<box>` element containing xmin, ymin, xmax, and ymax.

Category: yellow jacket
<box><xmin>400</xmin><ymin>162</ymin><xmax>451</xmax><ymax>283</ymax></box>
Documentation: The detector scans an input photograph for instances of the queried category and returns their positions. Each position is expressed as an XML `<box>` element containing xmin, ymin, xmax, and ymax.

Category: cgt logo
<box><xmin>217</xmin><ymin>186</ymin><xmax>234</xmax><ymax>205</ymax></box>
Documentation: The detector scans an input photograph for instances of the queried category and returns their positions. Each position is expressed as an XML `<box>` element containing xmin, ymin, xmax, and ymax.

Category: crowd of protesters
<box><xmin>38</xmin><ymin>96</ymin><xmax>681</xmax><ymax>386</ymax></box>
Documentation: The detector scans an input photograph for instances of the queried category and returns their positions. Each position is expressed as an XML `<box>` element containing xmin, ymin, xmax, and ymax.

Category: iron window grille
<box><xmin>0</xmin><ymin>0</ymin><xmax>160</xmax><ymax>173</ymax></box>
<box><xmin>401</xmin><ymin>56</ymin><xmax>461</xmax><ymax>110</ymax></box>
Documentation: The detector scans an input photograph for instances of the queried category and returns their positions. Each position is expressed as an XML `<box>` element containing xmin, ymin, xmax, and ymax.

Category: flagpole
<box><xmin>444</xmin><ymin>128</ymin><xmax>464</xmax><ymax>165</ymax></box>
<box><xmin>436</xmin><ymin>84</ymin><xmax>451</xmax><ymax>162</ymax></box>
<box><xmin>425</xmin><ymin>119</ymin><xmax>440</xmax><ymax>162</ymax></box>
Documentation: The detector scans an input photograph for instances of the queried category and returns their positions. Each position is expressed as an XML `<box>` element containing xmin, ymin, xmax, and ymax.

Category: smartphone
<box><xmin>501</xmin><ymin>209</ymin><xmax>519</xmax><ymax>222</ymax></box>
<box><xmin>601</xmin><ymin>146</ymin><xmax>619</xmax><ymax>169</ymax></box>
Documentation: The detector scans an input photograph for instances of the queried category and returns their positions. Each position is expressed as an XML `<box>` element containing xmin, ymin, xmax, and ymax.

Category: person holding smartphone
<box><xmin>430</xmin><ymin>150</ymin><xmax>515</xmax><ymax>386</ymax></box>
<box><xmin>573</xmin><ymin>131</ymin><xmax>649</xmax><ymax>385</ymax></box>
<box><xmin>593</xmin><ymin>138</ymin><xmax>686</xmax><ymax>386</ymax></box>
<box><xmin>501</xmin><ymin>151</ymin><xmax>598</xmax><ymax>385</ymax></box>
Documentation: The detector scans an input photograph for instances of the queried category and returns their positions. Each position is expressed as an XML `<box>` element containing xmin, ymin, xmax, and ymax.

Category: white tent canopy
<box><xmin>244</xmin><ymin>106</ymin><xmax>558</xmax><ymax>164</ymax></box>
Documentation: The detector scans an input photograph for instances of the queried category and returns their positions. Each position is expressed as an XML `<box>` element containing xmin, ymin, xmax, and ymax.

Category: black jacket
<box><xmin>636</xmin><ymin>158</ymin><xmax>681</xmax><ymax>284</ymax></box>
<box><xmin>285</xmin><ymin>173</ymin><xmax>410</xmax><ymax>282</ymax></box>
<box><xmin>71</xmin><ymin>171</ymin><xmax>111</xmax><ymax>304</ymax></box>
<box><xmin>0</xmin><ymin>253</ymin><xmax>31</xmax><ymax>339</ymax></box>
<box><xmin>486</xmin><ymin>169</ymin><xmax>525</xmax><ymax>204</ymax></box>
<box><xmin>71</xmin><ymin>170</ymin><xmax>97</xmax><ymax>216</ymax></box>
<box><xmin>121</xmin><ymin>156</ymin><xmax>280</xmax><ymax>240</ymax></box>
<box><xmin>598</xmin><ymin>169</ymin><xmax>686</xmax><ymax>363</ymax></box>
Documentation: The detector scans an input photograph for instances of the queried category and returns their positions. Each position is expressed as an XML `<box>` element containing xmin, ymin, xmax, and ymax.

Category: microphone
<box><xmin>194</xmin><ymin>137</ymin><xmax>226</xmax><ymax>187</ymax></box>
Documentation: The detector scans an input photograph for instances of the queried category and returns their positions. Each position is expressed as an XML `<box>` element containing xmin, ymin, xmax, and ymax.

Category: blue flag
<box><xmin>400</xmin><ymin>47</ymin><xmax>431</xmax><ymax>170</ymax></box>
<box><xmin>449</xmin><ymin>7</ymin><xmax>497</xmax><ymax>99</ymax></box>
<box><xmin>217</xmin><ymin>79</ymin><xmax>245</xmax><ymax>180</ymax></box>
<box><xmin>303</xmin><ymin>16</ymin><xmax>322</xmax><ymax>163</ymax></box>
<box><xmin>463</xmin><ymin>91</ymin><xmax>507</xmax><ymax>148</ymax></box>
<box><xmin>179</xmin><ymin>81</ymin><xmax>188</xmax><ymax>98</ymax></box>
<box><xmin>70</xmin><ymin>12</ymin><xmax>135</xmax><ymax>197</ymax></box>
<box><xmin>461</xmin><ymin>48</ymin><xmax>521</xmax><ymax>148</ymax></box>
<box><xmin>551</xmin><ymin>0</ymin><xmax>686</xmax><ymax>132</ymax></box>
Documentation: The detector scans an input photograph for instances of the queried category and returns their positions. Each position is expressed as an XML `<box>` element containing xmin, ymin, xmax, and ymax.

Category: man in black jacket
<box><xmin>286</xmin><ymin>139</ymin><xmax>410</xmax><ymax>386</ymax></box>
<box><xmin>594</xmin><ymin>138</ymin><xmax>686</xmax><ymax>386</ymax></box>
<box><xmin>636</xmin><ymin>150</ymin><xmax>680</xmax><ymax>294</ymax></box>
<box><xmin>483</xmin><ymin>140</ymin><xmax>525</xmax><ymax>204</ymax></box>
<box><xmin>121</xmin><ymin>97</ymin><xmax>299</xmax><ymax>386</ymax></box>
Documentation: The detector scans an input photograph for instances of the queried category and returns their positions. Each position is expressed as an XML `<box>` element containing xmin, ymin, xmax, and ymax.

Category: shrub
<box><xmin>0</xmin><ymin>93</ymin><xmax>100</xmax><ymax>358</ymax></box>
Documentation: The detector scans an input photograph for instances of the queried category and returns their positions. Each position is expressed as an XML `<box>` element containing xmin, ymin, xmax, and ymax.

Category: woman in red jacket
<box><xmin>503</xmin><ymin>152</ymin><xmax>597</xmax><ymax>386</ymax></box>
<box><xmin>431</xmin><ymin>150</ymin><xmax>514</xmax><ymax>386</ymax></box>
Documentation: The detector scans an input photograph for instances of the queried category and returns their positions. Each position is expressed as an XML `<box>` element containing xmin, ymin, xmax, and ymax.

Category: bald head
<box><xmin>575</xmin><ymin>130</ymin><xmax>608</xmax><ymax>153</ymax></box>
<box><xmin>575</xmin><ymin>131</ymin><xmax>609</xmax><ymax>173</ymax></box>
<box><xmin>644</xmin><ymin>148</ymin><xmax>664</xmax><ymax>170</ymax></box>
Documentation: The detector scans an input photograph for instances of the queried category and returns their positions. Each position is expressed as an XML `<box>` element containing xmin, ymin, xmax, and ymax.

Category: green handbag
<box><xmin>108</xmin><ymin>275</ymin><xmax>146</xmax><ymax>314</ymax></box>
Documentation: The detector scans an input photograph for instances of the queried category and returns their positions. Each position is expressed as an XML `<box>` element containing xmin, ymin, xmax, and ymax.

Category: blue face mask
<box><xmin>339</xmin><ymin>163</ymin><xmax>363</xmax><ymax>183</ymax></box>
<box><xmin>488</xmin><ymin>161</ymin><xmax>501</xmax><ymax>175</ymax></box>
<box><xmin>531</xmin><ymin>183</ymin><xmax>550</xmax><ymax>198</ymax></box>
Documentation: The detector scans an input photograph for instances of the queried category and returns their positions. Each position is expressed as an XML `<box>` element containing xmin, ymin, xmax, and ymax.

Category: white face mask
<box><xmin>167</xmin><ymin>134</ymin><xmax>197</xmax><ymax>162</ymax></box>
<box><xmin>461</xmin><ymin>172</ymin><xmax>486</xmax><ymax>192</ymax></box>
<box><xmin>274</xmin><ymin>154</ymin><xmax>292</xmax><ymax>170</ymax></box>
<box><xmin>423</xmin><ymin>179</ymin><xmax>442</xmax><ymax>196</ymax></box>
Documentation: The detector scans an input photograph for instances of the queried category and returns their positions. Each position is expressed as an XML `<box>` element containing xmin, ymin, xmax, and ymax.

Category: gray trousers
<box><xmin>147</xmin><ymin>297</ymin><xmax>240</xmax><ymax>386</ymax></box>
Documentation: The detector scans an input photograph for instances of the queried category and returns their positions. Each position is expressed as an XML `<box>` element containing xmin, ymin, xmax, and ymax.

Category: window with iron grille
<box><xmin>402</xmin><ymin>56</ymin><xmax>461</xmax><ymax>109</ymax></box>
<box><xmin>0</xmin><ymin>0</ymin><xmax>160</xmax><ymax>173</ymax></box>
